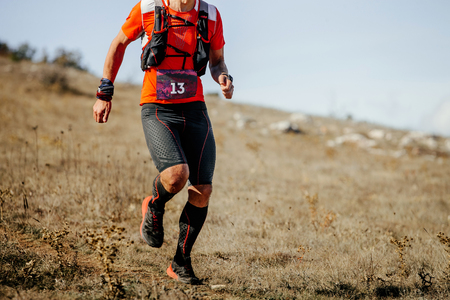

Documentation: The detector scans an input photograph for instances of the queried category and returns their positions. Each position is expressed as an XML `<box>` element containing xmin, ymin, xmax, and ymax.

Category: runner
<box><xmin>92</xmin><ymin>0</ymin><xmax>233</xmax><ymax>285</ymax></box>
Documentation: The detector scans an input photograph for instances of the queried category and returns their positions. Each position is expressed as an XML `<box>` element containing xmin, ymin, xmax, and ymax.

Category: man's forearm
<box><xmin>102</xmin><ymin>40</ymin><xmax>126</xmax><ymax>83</ymax></box>
<box><xmin>102</xmin><ymin>30</ymin><xmax>131</xmax><ymax>83</ymax></box>
<box><xmin>210</xmin><ymin>59</ymin><xmax>228</xmax><ymax>85</ymax></box>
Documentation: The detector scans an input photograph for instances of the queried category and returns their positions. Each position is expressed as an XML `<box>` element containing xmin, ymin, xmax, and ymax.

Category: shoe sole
<box><xmin>140</xmin><ymin>196</ymin><xmax>152</xmax><ymax>245</ymax></box>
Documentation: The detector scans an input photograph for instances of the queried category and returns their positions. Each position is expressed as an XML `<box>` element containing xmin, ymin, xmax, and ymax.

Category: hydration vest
<box><xmin>140</xmin><ymin>0</ymin><xmax>213</xmax><ymax>77</ymax></box>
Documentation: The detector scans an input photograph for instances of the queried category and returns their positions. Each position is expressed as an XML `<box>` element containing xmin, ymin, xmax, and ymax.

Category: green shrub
<box><xmin>10</xmin><ymin>43</ymin><xmax>36</xmax><ymax>62</ymax></box>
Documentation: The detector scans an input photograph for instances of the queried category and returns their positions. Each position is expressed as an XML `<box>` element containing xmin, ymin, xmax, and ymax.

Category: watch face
<box><xmin>221</xmin><ymin>73</ymin><xmax>233</xmax><ymax>83</ymax></box>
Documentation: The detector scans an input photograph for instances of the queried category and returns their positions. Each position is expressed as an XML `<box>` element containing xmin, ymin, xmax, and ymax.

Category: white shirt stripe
<box><xmin>141</xmin><ymin>0</ymin><xmax>155</xmax><ymax>14</ymax></box>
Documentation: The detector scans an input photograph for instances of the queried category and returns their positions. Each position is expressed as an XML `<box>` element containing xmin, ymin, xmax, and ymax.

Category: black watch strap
<box><xmin>221</xmin><ymin>73</ymin><xmax>233</xmax><ymax>83</ymax></box>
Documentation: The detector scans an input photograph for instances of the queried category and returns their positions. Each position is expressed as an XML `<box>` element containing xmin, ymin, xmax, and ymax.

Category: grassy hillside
<box><xmin>1</xmin><ymin>56</ymin><xmax>450</xmax><ymax>299</ymax></box>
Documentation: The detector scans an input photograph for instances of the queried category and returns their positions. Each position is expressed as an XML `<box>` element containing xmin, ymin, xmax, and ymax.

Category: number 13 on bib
<box><xmin>156</xmin><ymin>69</ymin><xmax>198</xmax><ymax>100</ymax></box>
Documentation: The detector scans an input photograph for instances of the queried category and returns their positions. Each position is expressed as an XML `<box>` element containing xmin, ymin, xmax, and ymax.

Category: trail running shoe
<box><xmin>140</xmin><ymin>196</ymin><xmax>164</xmax><ymax>248</ymax></box>
<box><xmin>167</xmin><ymin>259</ymin><xmax>201</xmax><ymax>285</ymax></box>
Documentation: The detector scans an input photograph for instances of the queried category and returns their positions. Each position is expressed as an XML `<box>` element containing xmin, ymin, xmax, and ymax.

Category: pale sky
<box><xmin>1</xmin><ymin>0</ymin><xmax>449</xmax><ymax>136</ymax></box>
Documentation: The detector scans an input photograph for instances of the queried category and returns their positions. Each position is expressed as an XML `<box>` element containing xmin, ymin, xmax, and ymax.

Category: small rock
<box><xmin>269</xmin><ymin>121</ymin><xmax>301</xmax><ymax>133</ymax></box>
<box><xmin>399</xmin><ymin>136</ymin><xmax>413</xmax><ymax>147</ymax></box>
<box><xmin>368</xmin><ymin>129</ymin><xmax>385</xmax><ymax>140</ymax></box>
<box><xmin>211</xmin><ymin>284</ymin><xmax>226</xmax><ymax>290</ymax></box>
<box><xmin>334</xmin><ymin>133</ymin><xmax>376</xmax><ymax>148</ymax></box>
<box><xmin>423</xmin><ymin>137</ymin><xmax>438</xmax><ymax>150</ymax></box>
<box><xmin>445</xmin><ymin>139</ymin><xmax>450</xmax><ymax>152</ymax></box>
<box><xmin>233</xmin><ymin>112</ymin><xmax>242</xmax><ymax>121</ymax></box>
<box><xmin>233</xmin><ymin>112</ymin><xmax>256</xmax><ymax>129</ymax></box>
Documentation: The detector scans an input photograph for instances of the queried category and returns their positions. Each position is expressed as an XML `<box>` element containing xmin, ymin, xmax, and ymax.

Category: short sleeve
<box><xmin>209</xmin><ymin>8</ymin><xmax>225</xmax><ymax>51</ymax></box>
<box><xmin>121</xmin><ymin>2</ymin><xmax>144</xmax><ymax>40</ymax></box>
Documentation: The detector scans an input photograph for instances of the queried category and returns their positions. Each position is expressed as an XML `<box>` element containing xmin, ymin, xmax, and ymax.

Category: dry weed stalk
<box><xmin>418</xmin><ymin>268</ymin><xmax>434</xmax><ymax>290</ymax></box>
<box><xmin>305</xmin><ymin>192</ymin><xmax>318</xmax><ymax>229</ymax></box>
<box><xmin>321</xmin><ymin>211</ymin><xmax>337</xmax><ymax>229</ymax></box>
<box><xmin>297</xmin><ymin>245</ymin><xmax>310</xmax><ymax>264</ymax></box>
<box><xmin>22</xmin><ymin>259</ymin><xmax>37</xmax><ymax>278</ymax></box>
<box><xmin>304</xmin><ymin>192</ymin><xmax>336</xmax><ymax>230</ymax></box>
<box><xmin>437</xmin><ymin>232</ymin><xmax>450</xmax><ymax>281</ymax></box>
<box><xmin>22</xmin><ymin>193</ymin><xmax>29</xmax><ymax>217</ymax></box>
<box><xmin>83</xmin><ymin>225</ymin><xmax>133</xmax><ymax>299</ymax></box>
<box><xmin>20</xmin><ymin>181</ymin><xmax>29</xmax><ymax>218</ymax></box>
<box><xmin>390</xmin><ymin>236</ymin><xmax>413</xmax><ymax>279</ymax></box>
<box><xmin>32</xmin><ymin>125</ymin><xmax>39</xmax><ymax>172</ymax></box>
<box><xmin>42</xmin><ymin>223</ymin><xmax>70</xmax><ymax>265</ymax></box>
<box><xmin>361</xmin><ymin>257</ymin><xmax>388</xmax><ymax>289</ymax></box>
<box><xmin>0</xmin><ymin>188</ymin><xmax>12</xmax><ymax>221</ymax></box>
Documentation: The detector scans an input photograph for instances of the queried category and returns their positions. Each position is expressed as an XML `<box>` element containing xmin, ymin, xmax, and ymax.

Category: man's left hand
<box><xmin>219</xmin><ymin>74</ymin><xmax>234</xmax><ymax>99</ymax></box>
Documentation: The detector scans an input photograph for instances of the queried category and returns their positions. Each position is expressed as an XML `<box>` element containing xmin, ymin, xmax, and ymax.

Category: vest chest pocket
<box><xmin>156</xmin><ymin>69</ymin><xmax>198</xmax><ymax>100</ymax></box>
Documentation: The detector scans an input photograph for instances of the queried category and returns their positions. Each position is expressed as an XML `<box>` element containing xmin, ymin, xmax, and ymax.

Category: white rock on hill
<box><xmin>399</xmin><ymin>131</ymin><xmax>438</xmax><ymax>150</ymax></box>
<box><xmin>422</xmin><ymin>137</ymin><xmax>438</xmax><ymax>150</ymax></box>
<box><xmin>233</xmin><ymin>112</ymin><xmax>256</xmax><ymax>129</ymax></box>
<box><xmin>368</xmin><ymin>129</ymin><xmax>385</xmax><ymax>140</ymax></box>
<box><xmin>290</xmin><ymin>112</ymin><xmax>312</xmax><ymax>124</ymax></box>
<box><xmin>327</xmin><ymin>134</ymin><xmax>376</xmax><ymax>149</ymax></box>
<box><xmin>333</xmin><ymin>133</ymin><xmax>377</xmax><ymax>148</ymax></box>
<box><xmin>445</xmin><ymin>139</ymin><xmax>450</xmax><ymax>152</ymax></box>
<box><xmin>269</xmin><ymin>121</ymin><xmax>301</xmax><ymax>133</ymax></box>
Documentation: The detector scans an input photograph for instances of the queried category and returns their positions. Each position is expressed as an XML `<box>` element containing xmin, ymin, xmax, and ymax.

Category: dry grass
<box><xmin>1</xmin><ymin>56</ymin><xmax>450</xmax><ymax>299</ymax></box>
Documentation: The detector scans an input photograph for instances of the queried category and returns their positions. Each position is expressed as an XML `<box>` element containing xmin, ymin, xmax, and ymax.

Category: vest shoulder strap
<box><xmin>199</xmin><ymin>1</ymin><xmax>218</xmax><ymax>22</ymax></box>
<box><xmin>199</xmin><ymin>0</ymin><xmax>208</xmax><ymax>14</ymax></box>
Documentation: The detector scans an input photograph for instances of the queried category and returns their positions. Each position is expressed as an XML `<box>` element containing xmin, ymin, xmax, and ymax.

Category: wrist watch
<box><xmin>221</xmin><ymin>73</ymin><xmax>233</xmax><ymax>83</ymax></box>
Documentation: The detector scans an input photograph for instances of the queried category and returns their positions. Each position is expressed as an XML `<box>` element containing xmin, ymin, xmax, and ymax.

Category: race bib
<box><xmin>156</xmin><ymin>69</ymin><xmax>197</xmax><ymax>100</ymax></box>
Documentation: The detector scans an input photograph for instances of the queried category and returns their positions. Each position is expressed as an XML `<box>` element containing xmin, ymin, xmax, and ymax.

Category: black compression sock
<box><xmin>151</xmin><ymin>175</ymin><xmax>175</xmax><ymax>209</ymax></box>
<box><xmin>174</xmin><ymin>202</ymin><xmax>208</xmax><ymax>265</ymax></box>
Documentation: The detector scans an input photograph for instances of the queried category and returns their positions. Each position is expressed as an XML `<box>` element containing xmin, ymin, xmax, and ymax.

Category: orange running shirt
<box><xmin>121</xmin><ymin>0</ymin><xmax>225</xmax><ymax>105</ymax></box>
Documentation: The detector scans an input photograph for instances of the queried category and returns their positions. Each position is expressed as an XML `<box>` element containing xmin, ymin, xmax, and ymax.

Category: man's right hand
<box><xmin>93</xmin><ymin>99</ymin><xmax>112</xmax><ymax>123</ymax></box>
